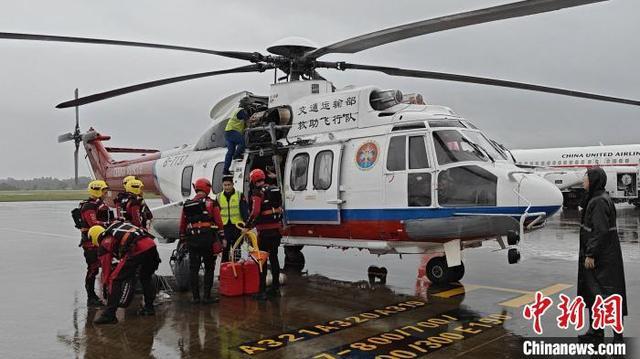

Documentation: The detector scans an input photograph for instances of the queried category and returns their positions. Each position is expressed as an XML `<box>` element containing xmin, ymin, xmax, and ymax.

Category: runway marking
<box><xmin>308</xmin><ymin>311</ymin><xmax>512</xmax><ymax>358</ymax></box>
<box><xmin>434</xmin><ymin>283</ymin><xmax>574</xmax><ymax>308</ymax></box>
<box><xmin>433</xmin><ymin>285</ymin><xmax>479</xmax><ymax>298</ymax></box>
<box><xmin>237</xmin><ymin>300</ymin><xmax>426</xmax><ymax>355</ymax></box>
<box><xmin>499</xmin><ymin>283</ymin><xmax>573</xmax><ymax>308</ymax></box>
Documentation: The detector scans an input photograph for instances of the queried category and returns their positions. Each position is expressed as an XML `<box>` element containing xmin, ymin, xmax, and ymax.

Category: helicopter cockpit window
<box><xmin>290</xmin><ymin>153</ymin><xmax>309</xmax><ymax>191</ymax></box>
<box><xmin>181</xmin><ymin>166</ymin><xmax>193</xmax><ymax>197</ymax></box>
<box><xmin>194</xmin><ymin>121</ymin><xmax>226</xmax><ymax>151</ymax></box>
<box><xmin>460</xmin><ymin>130</ymin><xmax>508</xmax><ymax>160</ymax></box>
<box><xmin>432</xmin><ymin>130</ymin><xmax>488</xmax><ymax>165</ymax></box>
<box><xmin>387</xmin><ymin>136</ymin><xmax>407</xmax><ymax>171</ymax></box>
<box><xmin>313</xmin><ymin>150</ymin><xmax>333</xmax><ymax>191</ymax></box>
<box><xmin>211</xmin><ymin>162</ymin><xmax>225</xmax><ymax>195</ymax></box>
<box><xmin>409</xmin><ymin>136</ymin><xmax>429</xmax><ymax>169</ymax></box>
<box><xmin>438</xmin><ymin>166</ymin><xmax>497</xmax><ymax>207</ymax></box>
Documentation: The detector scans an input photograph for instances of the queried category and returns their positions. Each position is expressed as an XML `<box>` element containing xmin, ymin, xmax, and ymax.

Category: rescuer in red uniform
<box><xmin>73</xmin><ymin>180</ymin><xmax>114</xmax><ymax>306</ymax></box>
<box><xmin>179</xmin><ymin>178</ymin><xmax>225</xmax><ymax>304</ymax></box>
<box><xmin>115</xmin><ymin>175</ymin><xmax>137</xmax><ymax>219</ymax></box>
<box><xmin>89</xmin><ymin>222</ymin><xmax>161</xmax><ymax>324</ymax></box>
<box><xmin>246</xmin><ymin>169</ymin><xmax>283</xmax><ymax>301</ymax></box>
<box><xmin>122</xmin><ymin>179</ymin><xmax>153</xmax><ymax>229</ymax></box>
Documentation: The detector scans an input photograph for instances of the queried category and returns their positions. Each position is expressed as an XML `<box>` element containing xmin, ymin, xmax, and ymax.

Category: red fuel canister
<box><xmin>242</xmin><ymin>260</ymin><xmax>260</xmax><ymax>295</ymax></box>
<box><xmin>219</xmin><ymin>262</ymin><xmax>244</xmax><ymax>296</ymax></box>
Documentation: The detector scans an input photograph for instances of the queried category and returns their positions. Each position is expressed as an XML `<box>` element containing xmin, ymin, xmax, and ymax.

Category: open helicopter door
<box><xmin>284</xmin><ymin>144</ymin><xmax>343</xmax><ymax>224</ymax></box>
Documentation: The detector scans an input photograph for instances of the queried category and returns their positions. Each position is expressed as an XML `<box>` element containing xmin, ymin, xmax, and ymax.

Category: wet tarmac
<box><xmin>0</xmin><ymin>200</ymin><xmax>638</xmax><ymax>358</ymax></box>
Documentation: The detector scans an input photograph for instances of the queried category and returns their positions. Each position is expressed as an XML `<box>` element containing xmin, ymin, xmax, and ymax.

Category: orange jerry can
<box><xmin>219</xmin><ymin>262</ymin><xmax>244</xmax><ymax>297</ymax></box>
<box><xmin>242</xmin><ymin>260</ymin><xmax>260</xmax><ymax>295</ymax></box>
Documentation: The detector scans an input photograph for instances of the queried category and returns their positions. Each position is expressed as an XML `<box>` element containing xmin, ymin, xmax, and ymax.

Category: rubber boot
<box><xmin>202</xmin><ymin>295</ymin><xmax>220</xmax><ymax>304</ymax></box>
<box><xmin>253</xmin><ymin>291</ymin><xmax>268</xmax><ymax>301</ymax></box>
<box><xmin>137</xmin><ymin>305</ymin><xmax>155</xmax><ymax>316</ymax></box>
<box><xmin>87</xmin><ymin>295</ymin><xmax>104</xmax><ymax>307</ymax></box>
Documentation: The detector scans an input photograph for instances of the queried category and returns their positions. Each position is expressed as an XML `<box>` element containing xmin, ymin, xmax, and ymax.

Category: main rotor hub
<box><xmin>267</xmin><ymin>37</ymin><xmax>318</xmax><ymax>58</ymax></box>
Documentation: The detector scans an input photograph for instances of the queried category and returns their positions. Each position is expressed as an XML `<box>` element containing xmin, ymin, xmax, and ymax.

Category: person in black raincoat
<box><xmin>578</xmin><ymin>167</ymin><xmax>627</xmax><ymax>342</ymax></box>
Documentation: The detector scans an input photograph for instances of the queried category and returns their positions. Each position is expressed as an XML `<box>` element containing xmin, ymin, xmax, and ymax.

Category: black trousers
<box><xmin>188</xmin><ymin>241</ymin><xmax>216</xmax><ymax>299</ymax></box>
<box><xmin>104</xmin><ymin>248</ymin><xmax>160</xmax><ymax>318</ymax></box>
<box><xmin>258</xmin><ymin>229</ymin><xmax>281</xmax><ymax>292</ymax></box>
<box><xmin>83</xmin><ymin>247</ymin><xmax>100</xmax><ymax>299</ymax></box>
<box><xmin>222</xmin><ymin>224</ymin><xmax>242</xmax><ymax>262</ymax></box>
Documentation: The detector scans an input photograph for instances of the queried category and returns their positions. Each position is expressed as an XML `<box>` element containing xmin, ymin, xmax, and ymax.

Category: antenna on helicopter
<box><xmin>57</xmin><ymin>89</ymin><xmax>82</xmax><ymax>184</ymax></box>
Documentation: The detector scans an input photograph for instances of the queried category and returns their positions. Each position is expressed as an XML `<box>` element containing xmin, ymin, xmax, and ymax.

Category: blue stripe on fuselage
<box><xmin>286</xmin><ymin>206</ymin><xmax>562</xmax><ymax>222</ymax></box>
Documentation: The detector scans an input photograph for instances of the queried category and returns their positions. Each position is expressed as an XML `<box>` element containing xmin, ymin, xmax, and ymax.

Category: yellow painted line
<box><xmin>499</xmin><ymin>283</ymin><xmax>573</xmax><ymax>308</ymax></box>
<box><xmin>470</xmin><ymin>284</ymin><xmax>531</xmax><ymax>295</ymax></box>
<box><xmin>433</xmin><ymin>285</ymin><xmax>480</xmax><ymax>298</ymax></box>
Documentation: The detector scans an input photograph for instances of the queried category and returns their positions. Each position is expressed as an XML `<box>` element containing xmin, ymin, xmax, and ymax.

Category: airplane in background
<box><xmin>512</xmin><ymin>145</ymin><xmax>640</xmax><ymax>208</ymax></box>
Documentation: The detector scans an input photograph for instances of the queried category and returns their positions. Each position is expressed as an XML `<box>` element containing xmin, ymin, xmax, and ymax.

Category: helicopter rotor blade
<box><xmin>56</xmin><ymin>64</ymin><xmax>273</xmax><ymax>108</ymax></box>
<box><xmin>320</xmin><ymin>61</ymin><xmax>640</xmax><ymax>106</ymax></box>
<box><xmin>74</xmin><ymin>88</ymin><xmax>80</xmax><ymax>132</ymax></box>
<box><xmin>58</xmin><ymin>132</ymin><xmax>74</xmax><ymax>143</ymax></box>
<box><xmin>304</xmin><ymin>0</ymin><xmax>606</xmax><ymax>60</ymax></box>
<box><xmin>74</xmin><ymin>146</ymin><xmax>79</xmax><ymax>185</ymax></box>
<box><xmin>0</xmin><ymin>32</ymin><xmax>264</xmax><ymax>62</ymax></box>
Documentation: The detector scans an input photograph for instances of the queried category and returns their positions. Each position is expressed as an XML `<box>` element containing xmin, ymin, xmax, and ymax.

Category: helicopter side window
<box><xmin>211</xmin><ymin>162</ymin><xmax>225</xmax><ymax>195</ymax></box>
<box><xmin>432</xmin><ymin>130</ymin><xmax>487</xmax><ymax>165</ymax></box>
<box><xmin>438</xmin><ymin>166</ymin><xmax>497</xmax><ymax>207</ymax></box>
<box><xmin>386</xmin><ymin>136</ymin><xmax>406</xmax><ymax>171</ymax></box>
<box><xmin>409</xmin><ymin>136</ymin><xmax>429</xmax><ymax>169</ymax></box>
<box><xmin>290</xmin><ymin>153</ymin><xmax>309</xmax><ymax>191</ymax></box>
<box><xmin>181</xmin><ymin>166</ymin><xmax>194</xmax><ymax>197</ymax></box>
<box><xmin>313</xmin><ymin>150</ymin><xmax>333</xmax><ymax>190</ymax></box>
<box><xmin>408</xmin><ymin>173</ymin><xmax>432</xmax><ymax>207</ymax></box>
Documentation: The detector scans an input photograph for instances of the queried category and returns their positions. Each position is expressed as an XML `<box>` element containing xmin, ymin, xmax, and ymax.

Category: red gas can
<box><xmin>219</xmin><ymin>262</ymin><xmax>244</xmax><ymax>297</ymax></box>
<box><xmin>242</xmin><ymin>260</ymin><xmax>260</xmax><ymax>295</ymax></box>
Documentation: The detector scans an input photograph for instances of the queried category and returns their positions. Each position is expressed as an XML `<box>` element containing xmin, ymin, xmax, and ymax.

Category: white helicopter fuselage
<box><xmin>146</xmin><ymin>81</ymin><xmax>563</xmax><ymax>259</ymax></box>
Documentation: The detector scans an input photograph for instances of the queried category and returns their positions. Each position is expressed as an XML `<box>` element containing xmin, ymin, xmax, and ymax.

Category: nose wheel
<box><xmin>508</xmin><ymin>248</ymin><xmax>521</xmax><ymax>264</ymax></box>
<box><xmin>426</xmin><ymin>257</ymin><xmax>465</xmax><ymax>285</ymax></box>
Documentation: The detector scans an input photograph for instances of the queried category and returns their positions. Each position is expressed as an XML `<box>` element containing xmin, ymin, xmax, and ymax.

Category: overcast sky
<box><xmin>0</xmin><ymin>0</ymin><xmax>638</xmax><ymax>179</ymax></box>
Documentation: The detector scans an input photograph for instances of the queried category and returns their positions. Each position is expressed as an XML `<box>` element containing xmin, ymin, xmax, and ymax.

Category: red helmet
<box><xmin>193</xmin><ymin>178</ymin><xmax>212</xmax><ymax>194</ymax></box>
<box><xmin>249</xmin><ymin>169</ymin><xmax>266</xmax><ymax>184</ymax></box>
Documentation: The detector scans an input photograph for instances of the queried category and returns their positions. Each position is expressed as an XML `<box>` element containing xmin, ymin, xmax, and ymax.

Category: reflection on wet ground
<box><xmin>0</xmin><ymin>201</ymin><xmax>638</xmax><ymax>358</ymax></box>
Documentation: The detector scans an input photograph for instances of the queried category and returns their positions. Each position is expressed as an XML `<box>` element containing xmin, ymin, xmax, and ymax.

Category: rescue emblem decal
<box><xmin>355</xmin><ymin>141</ymin><xmax>379</xmax><ymax>170</ymax></box>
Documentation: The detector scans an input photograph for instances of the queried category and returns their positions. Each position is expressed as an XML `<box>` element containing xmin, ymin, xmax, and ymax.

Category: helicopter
<box><xmin>3</xmin><ymin>0</ymin><xmax>639</xmax><ymax>284</ymax></box>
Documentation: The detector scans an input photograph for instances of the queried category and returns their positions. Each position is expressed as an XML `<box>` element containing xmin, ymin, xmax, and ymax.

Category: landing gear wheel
<box><xmin>283</xmin><ymin>245</ymin><xmax>305</xmax><ymax>273</ymax></box>
<box><xmin>449</xmin><ymin>262</ymin><xmax>465</xmax><ymax>282</ymax></box>
<box><xmin>426</xmin><ymin>257</ymin><xmax>449</xmax><ymax>285</ymax></box>
<box><xmin>508</xmin><ymin>248</ymin><xmax>521</xmax><ymax>264</ymax></box>
<box><xmin>507</xmin><ymin>231</ymin><xmax>520</xmax><ymax>246</ymax></box>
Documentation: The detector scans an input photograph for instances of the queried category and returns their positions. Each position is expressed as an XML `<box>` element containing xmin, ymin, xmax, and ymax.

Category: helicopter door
<box><xmin>285</xmin><ymin>144</ymin><xmax>343</xmax><ymax>224</ymax></box>
<box><xmin>384</xmin><ymin>134</ymin><xmax>434</xmax><ymax>208</ymax></box>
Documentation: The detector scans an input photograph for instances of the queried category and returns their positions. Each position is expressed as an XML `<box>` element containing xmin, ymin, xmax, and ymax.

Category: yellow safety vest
<box><xmin>224</xmin><ymin>108</ymin><xmax>246</xmax><ymax>133</ymax></box>
<box><xmin>218</xmin><ymin>191</ymin><xmax>243</xmax><ymax>225</ymax></box>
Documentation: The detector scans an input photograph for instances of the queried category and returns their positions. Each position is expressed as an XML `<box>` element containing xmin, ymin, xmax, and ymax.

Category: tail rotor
<box><xmin>57</xmin><ymin>88</ymin><xmax>83</xmax><ymax>184</ymax></box>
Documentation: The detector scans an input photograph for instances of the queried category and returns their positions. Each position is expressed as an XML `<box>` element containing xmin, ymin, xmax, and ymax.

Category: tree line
<box><xmin>0</xmin><ymin>177</ymin><xmax>92</xmax><ymax>191</ymax></box>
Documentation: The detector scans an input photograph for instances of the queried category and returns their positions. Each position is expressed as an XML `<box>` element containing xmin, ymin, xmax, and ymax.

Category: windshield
<box><xmin>461</xmin><ymin>130</ymin><xmax>508</xmax><ymax>160</ymax></box>
<box><xmin>432</xmin><ymin>130</ymin><xmax>488</xmax><ymax>165</ymax></box>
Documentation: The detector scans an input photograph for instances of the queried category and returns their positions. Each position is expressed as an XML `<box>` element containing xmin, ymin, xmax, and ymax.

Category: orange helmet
<box><xmin>249</xmin><ymin>169</ymin><xmax>266</xmax><ymax>184</ymax></box>
<box><xmin>193</xmin><ymin>178</ymin><xmax>212</xmax><ymax>194</ymax></box>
